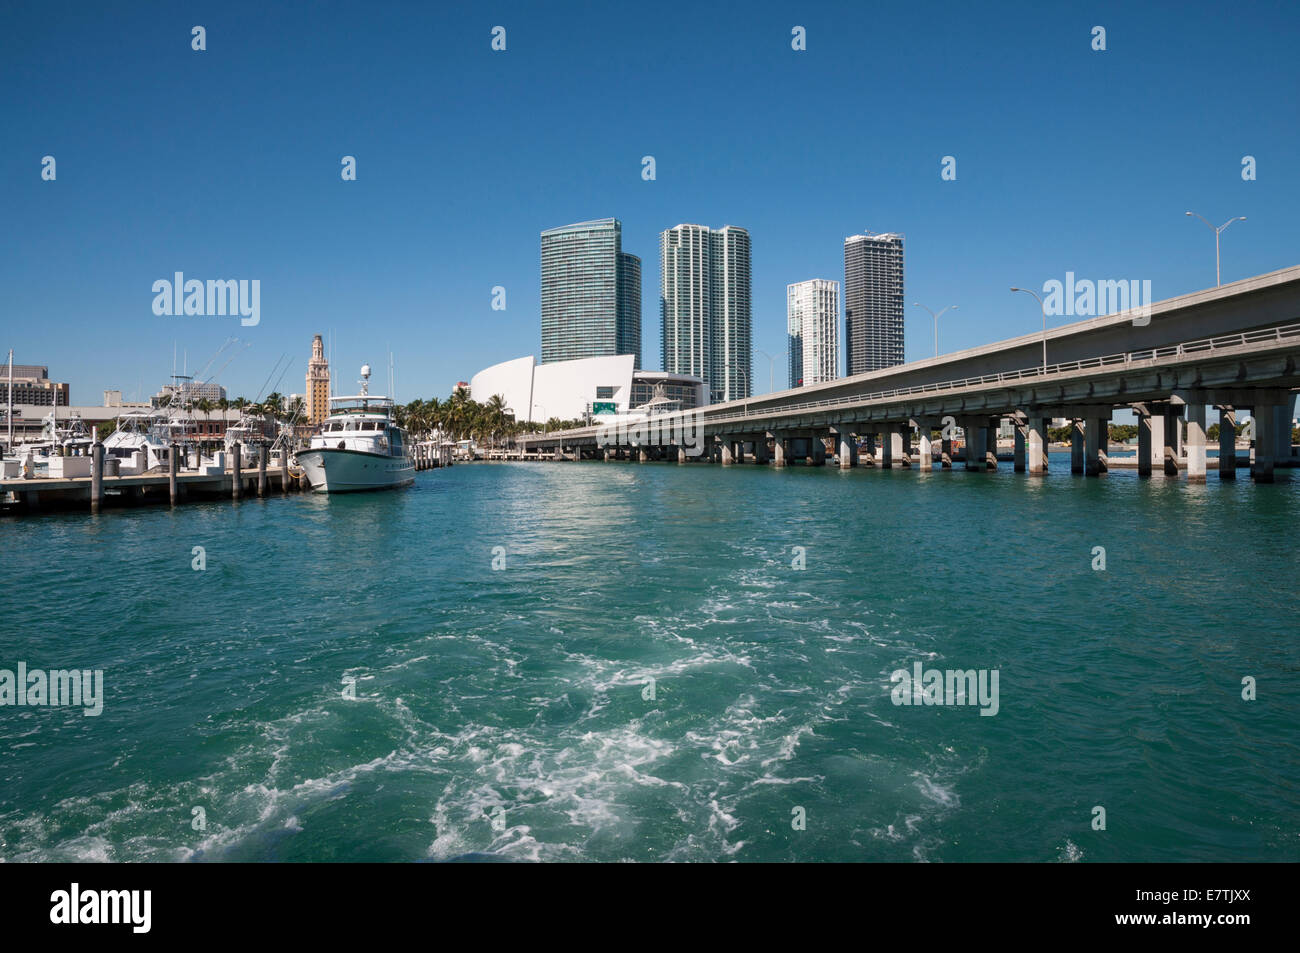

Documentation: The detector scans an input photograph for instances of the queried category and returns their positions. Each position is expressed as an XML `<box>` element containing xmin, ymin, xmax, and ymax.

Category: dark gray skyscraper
<box><xmin>540</xmin><ymin>218</ymin><xmax>641</xmax><ymax>368</ymax></box>
<box><xmin>844</xmin><ymin>232</ymin><xmax>904</xmax><ymax>375</ymax></box>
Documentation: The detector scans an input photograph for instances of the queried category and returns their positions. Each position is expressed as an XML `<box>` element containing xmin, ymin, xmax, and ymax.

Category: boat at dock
<box><xmin>296</xmin><ymin>365</ymin><xmax>415</xmax><ymax>493</ymax></box>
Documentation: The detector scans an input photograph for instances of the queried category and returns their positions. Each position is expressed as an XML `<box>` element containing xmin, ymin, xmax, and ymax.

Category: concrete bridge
<box><xmin>522</xmin><ymin>265</ymin><xmax>1300</xmax><ymax>483</ymax></box>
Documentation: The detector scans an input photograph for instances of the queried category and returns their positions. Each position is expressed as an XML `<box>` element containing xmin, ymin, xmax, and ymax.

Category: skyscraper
<box><xmin>306</xmin><ymin>333</ymin><xmax>330</xmax><ymax>425</ymax></box>
<box><xmin>844</xmin><ymin>232</ymin><xmax>904</xmax><ymax>375</ymax></box>
<box><xmin>540</xmin><ymin>218</ymin><xmax>642</xmax><ymax>368</ymax></box>
<box><xmin>787</xmin><ymin>279</ymin><xmax>840</xmax><ymax>388</ymax></box>
<box><xmin>617</xmin><ymin>252</ymin><xmax>642</xmax><ymax>368</ymax></box>
<box><xmin>660</xmin><ymin>224</ymin><xmax>751</xmax><ymax>402</ymax></box>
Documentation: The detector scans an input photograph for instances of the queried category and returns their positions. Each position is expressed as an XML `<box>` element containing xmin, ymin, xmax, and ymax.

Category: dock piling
<box><xmin>169</xmin><ymin>443</ymin><xmax>178</xmax><ymax>505</ymax></box>
<box><xmin>232</xmin><ymin>442</ymin><xmax>242</xmax><ymax>499</ymax></box>
<box><xmin>90</xmin><ymin>441</ymin><xmax>103</xmax><ymax>514</ymax></box>
<box><xmin>258</xmin><ymin>444</ymin><xmax>268</xmax><ymax>498</ymax></box>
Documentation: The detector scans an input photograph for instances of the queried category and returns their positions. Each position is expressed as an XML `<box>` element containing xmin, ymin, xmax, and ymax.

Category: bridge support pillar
<box><xmin>900</xmin><ymin>429</ymin><xmax>913</xmax><ymax>468</ymax></box>
<box><xmin>772</xmin><ymin>433</ymin><xmax>787</xmax><ymax>469</ymax></box>
<box><xmin>862</xmin><ymin>433</ymin><xmax>876</xmax><ymax>467</ymax></box>
<box><xmin>963</xmin><ymin>425</ymin><xmax>981</xmax><ymax>471</ymax></box>
<box><xmin>941</xmin><ymin>437</ymin><xmax>953</xmax><ymax>468</ymax></box>
<box><xmin>880</xmin><ymin>429</ymin><xmax>894</xmax><ymax>468</ymax></box>
<box><xmin>1070</xmin><ymin>421</ymin><xmax>1084</xmax><ymax>474</ymax></box>
<box><xmin>837</xmin><ymin>426</ymin><xmax>854</xmax><ymax>469</ymax></box>
<box><xmin>1252</xmin><ymin>406</ymin><xmax>1278</xmax><ymax>483</ymax></box>
<box><xmin>1186</xmin><ymin>403</ymin><xmax>1207</xmax><ymax>483</ymax></box>
<box><xmin>755</xmin><ymin>437</ymin><xmax>769</xmax><ymax>465</ymax></box>
<box><xmin>1163</xmin><ymin>408</ymin><xmax>1183</xmax><ymax>474</ymax></box>
<box><xmin>984</xmin><ymin>425</ymin><xmax>998</xmax><ymax>470</ymax></box>
<box><xmin>1028</xmin><ymin>418</ymin><xmax>1048</xmax><ymax>476</ymax></box>
<box><xmin>1137</xmin><ymin>412</ymin><xmax>1154</xmax><ymax>477</ymax></box>
<box><xmin>1217</xmin><ymin>409</ymin><xmax>1236</xmax><ymax>479</ymax></box>
<box><xmin>1014</xmin><ymin>424</ymin><xmax>1026</xmax><ymax>472</ymax></box>
<box><xmin>918</xmin><ymin>431</ymin><xmax>933</xmax><ymax>472</ymax></box>
<box><xmin>1085</xmin><ymin>417</ymin><xmax>1109</xmax><ymax>476</ymax></box>
<box><xmin>1274</xmin><ymin>401</ymin><xmax>1295</xmax><ymax>461</ymax></box>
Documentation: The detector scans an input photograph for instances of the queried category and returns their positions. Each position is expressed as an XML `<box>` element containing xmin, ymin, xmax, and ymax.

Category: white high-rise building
<box><xmin>660</xmin><ymin>224</ymin><xmax>751</xmax><ymax>403</ymax></box>
<box><xmin>787</xmin><ymin>279</ymin><xmax>840</xmax><ymax>388</ymax></box>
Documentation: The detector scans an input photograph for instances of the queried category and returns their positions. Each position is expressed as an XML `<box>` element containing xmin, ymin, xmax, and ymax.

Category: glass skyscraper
<box><xmin>844</xmin><ymin>232</ymin><xmax>905</xmax><ymax>375</ymax></box>
<box><xmin>660</xmin><ymin>224</ymin><xmax>751</xmax><ymax>403</ymax></box>
<box><xmin>540</xmin><ymin>218</ymin><xmax>642</xmax><ymax>368</ymax></box>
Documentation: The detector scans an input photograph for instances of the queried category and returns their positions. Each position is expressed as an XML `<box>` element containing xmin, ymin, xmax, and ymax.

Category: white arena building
<box><xmin>469</xmin><ymin>354</ymin><xmax>707</xmax><ymax>424</ymax></box>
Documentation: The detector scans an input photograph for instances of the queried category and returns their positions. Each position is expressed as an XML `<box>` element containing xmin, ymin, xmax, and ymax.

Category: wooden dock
<box><xmin>1</xmin><ymin>443</ymin><xmax>308</xmax><ymax>514</ymax></box>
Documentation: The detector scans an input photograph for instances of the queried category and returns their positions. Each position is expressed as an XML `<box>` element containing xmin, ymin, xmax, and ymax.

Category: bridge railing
<box><xmin>537</xmin><ymin>321</ymin><xmax>1300</xmax><ymax>439</ymax></box>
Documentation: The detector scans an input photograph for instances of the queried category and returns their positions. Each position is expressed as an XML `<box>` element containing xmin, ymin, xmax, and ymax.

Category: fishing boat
<box><xmin>101</xmin><ymin>412</ymin><xmax>176</xmax><ymax>473</ymax></box>
<box><xmin>296</xmin><ymin>365</ymin><xmax>414</xmax><ymax>493</ymax></box>
<box><xmin>9</xmin><ymin>409</ymin><xmax>96</xmax><ymax>465</ymax></box>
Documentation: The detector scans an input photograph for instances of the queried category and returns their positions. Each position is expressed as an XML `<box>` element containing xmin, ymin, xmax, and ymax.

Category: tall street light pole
<box><xmin>912</xmin><ymin>303</ymin><xmax>957</xmax><ymax>359</ymax></box>
<box><xmin>1010</xmin><ymin>287</ymin><xmax>1049</xmax><ymax>373</ymax></box>
<box><xmin>1185</xmin><ymin>211</ymin><xmax>1246</xmax><ymax>287</ymax></box>
<box><xmin>755</xmin><ymin>348</ymin><xmax>787</xmax><ymax>393</ymax></box>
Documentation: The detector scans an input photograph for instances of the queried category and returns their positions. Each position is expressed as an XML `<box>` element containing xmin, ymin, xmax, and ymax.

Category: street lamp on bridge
<box><xmin>1185</xmin><ymin>211</ymin><xmax>1246</xmax><ymax>287</ymax></box>
<box><xmin>755</xmin><ymin>348</ymin><xmax>787</xmax><ymax>393</ymax></box>
<box><xmin>1010</xmin><ymin>287</ymin><xmax>1049</xmax><ymax>373</ymax></box>
<box><xmin>912</xmin><ymin>302</ymin><xmax>957</xmax><ymax>359</ymax></box>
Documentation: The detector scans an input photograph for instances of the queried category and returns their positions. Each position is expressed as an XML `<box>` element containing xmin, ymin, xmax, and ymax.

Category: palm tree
<box><xmin>196</xmin><ymin>398</ymin><xmax>213</xmax><ymax>440</ymax></box>
<box><xmin>485</xmin><ymin>394</ymin><xmax>507</xmax><ymax>447</ymax></box>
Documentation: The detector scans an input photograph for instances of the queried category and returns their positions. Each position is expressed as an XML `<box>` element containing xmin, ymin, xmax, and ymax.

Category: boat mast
<box><xmin>6</xmin><ymin>349</ymin><xmax>12</xmax><ymax>453</ymax></box>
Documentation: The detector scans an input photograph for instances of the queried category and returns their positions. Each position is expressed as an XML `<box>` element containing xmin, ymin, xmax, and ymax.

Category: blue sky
<box><xmin>3</xmin><ymin>0</ymin><xmax>1297</xmax><ymax>402</ymax></box>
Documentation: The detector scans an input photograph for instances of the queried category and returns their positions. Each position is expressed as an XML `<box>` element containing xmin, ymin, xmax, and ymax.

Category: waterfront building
<box><xmin>787</xmin><ymin>279</ymin><xmax>841</xmax><ymax>387</ymax></box>
<box><xmin>0</xmin><ymin>364</ymin><xmax>69</xmax><ymax>407</ymax></box>
<box><xmin>306</xmin><ymin>334</ymin><xmax>330</xmax><ymax>425</ymax></box>
<box><xmin>660</xmin><ymin>224</ymin><xmax>752</xmax><ymax>402</ymax></box>
<box><xmin>469</xmin><ymin>354</ymin><xmax>706</xmax><ymax>423</ymax></box>
<box><xmin>540</xmin><ymin>218</ymin><xmax>642</xmax><ymax>369</ymax></box>
<box><xmin>844</xmin><ymin>232</ymin><xmax>905</xmax><ymax>374</ymax></box>
<box><xmin>152</xmin><ymin>379</ymin><xmax>226</xmax><ymax>407</ymax></box>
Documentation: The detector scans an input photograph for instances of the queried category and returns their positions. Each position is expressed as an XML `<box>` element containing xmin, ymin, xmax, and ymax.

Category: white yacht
<box><xmin>101</xmin><ymin>412</ymin><xmax>175</xmax><ymax>473</ymax></box>
<box><xmin>297</xmin><ymin>366</ymin><xmax>414</xmax><ymax>493</ymax></box>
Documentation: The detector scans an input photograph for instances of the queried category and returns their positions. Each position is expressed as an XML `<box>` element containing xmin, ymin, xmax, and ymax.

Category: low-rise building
<box><xmin>469</xmin><ymin>354</ymin><xmax>706</xmax><ymax>424</ymax></box>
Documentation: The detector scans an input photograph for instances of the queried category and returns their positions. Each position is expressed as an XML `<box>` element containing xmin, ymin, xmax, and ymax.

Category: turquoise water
<box><xmin>1</xmin><ymin>455</ymin><xmax>1297</xmax><ymax>862</ymax></box>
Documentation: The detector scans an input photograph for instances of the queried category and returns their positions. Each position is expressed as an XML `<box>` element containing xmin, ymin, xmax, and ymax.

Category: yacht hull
<box><xmin>297</xmin><ymin>447</ymin><xmax>415</xmax><ymax>493</ymax></box>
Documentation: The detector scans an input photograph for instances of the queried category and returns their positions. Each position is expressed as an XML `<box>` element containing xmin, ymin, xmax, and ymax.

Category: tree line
<box><xmin>395</xmin><ymin>387</ymin><xmax>585</xmax><ymax>444</ymax></box>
